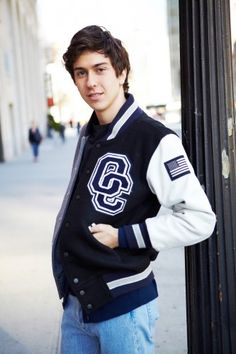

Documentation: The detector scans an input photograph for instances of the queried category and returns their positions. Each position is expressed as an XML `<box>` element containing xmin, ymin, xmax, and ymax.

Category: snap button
<box><xmin>96</xmin><ymin>143</ymin><xmax>101</xmax><ymax>148</ymax></box>
<box><xmin>80</xmin><ymin>290</ymin><xmax>85</xmax><ymax>296</ymax></box>
<box><xmin>65</xmin><ymin>222</ymin><xmax>70</xmax><ymax>228</ymax></box>
<box><xmin>73</xmin><ymin>278</ymin><xmax>79</xmax><ymax>284</ymax></box>
<box><xmin>87</xmin><ymin>304</ymin><xmax>93</xmax><ymax>310</ymax></box>
<box><xmin>63</xmin><ymin>251</ymin><xmax>69</xmax><ymax>257</ymax></box>
<box><xmin>75</xmin><ymin>194</ymin><xmax>80</xmax><ymax>200</ymax></box>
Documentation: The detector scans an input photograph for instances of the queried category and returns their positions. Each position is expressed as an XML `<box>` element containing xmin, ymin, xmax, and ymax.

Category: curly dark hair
<box><xmin>63</xmin><ymin>25</ymin><xmax>130</xmax><ymax>92</ymax></box>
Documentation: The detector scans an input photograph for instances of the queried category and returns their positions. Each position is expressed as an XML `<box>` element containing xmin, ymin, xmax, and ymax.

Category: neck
<box><xmin>96</xmin><ymin>91</ymin><xmax>126</xmax><ymax>125</ymax></box>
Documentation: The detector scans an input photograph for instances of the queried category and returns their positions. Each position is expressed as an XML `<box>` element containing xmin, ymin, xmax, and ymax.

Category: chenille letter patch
<box><xmin>164</xmin><ymin>155</ymin><xmax>190</xmax><ymax>181</ymax></box>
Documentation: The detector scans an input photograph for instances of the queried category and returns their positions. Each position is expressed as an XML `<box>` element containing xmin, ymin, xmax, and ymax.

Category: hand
<box><xmin>88</xmin><ymin>223</ymin><xmax>118</xmax><ymax>249</ymax></box>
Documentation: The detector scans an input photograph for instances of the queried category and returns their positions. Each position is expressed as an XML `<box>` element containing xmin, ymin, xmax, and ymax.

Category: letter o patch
<box><xmin>88</xmin><ymin>153</ymin><xmax>133</xmax><ymax>215</ymax></box>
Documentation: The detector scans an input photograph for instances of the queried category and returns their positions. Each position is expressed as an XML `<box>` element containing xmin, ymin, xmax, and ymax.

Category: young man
<box><xmin>52</xmin><ymin>25</ymin><xmax>216</xmax><ymax>354</ymax></box>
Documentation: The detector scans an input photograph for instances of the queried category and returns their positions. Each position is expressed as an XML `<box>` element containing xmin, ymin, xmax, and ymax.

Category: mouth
<box><xmin>87</xmin><ymin>92</ymin><xmax>103</xmax><ymax>100</ymax></box>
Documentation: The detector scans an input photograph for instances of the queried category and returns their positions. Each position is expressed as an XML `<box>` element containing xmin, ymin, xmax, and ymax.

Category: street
<box><xmin>0</xmin><ymin>130</ymin><xmax>187</xmax><ymax>354</ymax></box>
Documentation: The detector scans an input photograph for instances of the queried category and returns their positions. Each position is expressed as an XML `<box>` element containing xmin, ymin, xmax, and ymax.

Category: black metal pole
<box><xmin>179</xmin><ymin>0</ymin><xmax>236</xmax><ymax>353</ymax></box>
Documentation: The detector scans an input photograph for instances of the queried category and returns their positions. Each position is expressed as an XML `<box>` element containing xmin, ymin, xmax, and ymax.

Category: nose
<box><xmin>86</xmin><ymin>72</ymin><xmax>97</xmax><ymax>88</ymax></box>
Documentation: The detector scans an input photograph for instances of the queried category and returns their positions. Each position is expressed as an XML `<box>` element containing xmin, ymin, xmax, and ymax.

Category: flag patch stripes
<box><xmin>164</xmin><ymin>155</ymin><xmax>190</xmax><ymax>181</ymax></box>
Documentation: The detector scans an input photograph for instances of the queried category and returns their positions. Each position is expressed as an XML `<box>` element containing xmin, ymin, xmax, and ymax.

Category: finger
<box><xmin>89</xmin><ymin>223</ymin><xmax>106</xmax><ymax>233</ymax></box>
<box><xmin>88</xmin><ymin>223</ymin><xmax>97</xmax><ymax>232</ymax></box>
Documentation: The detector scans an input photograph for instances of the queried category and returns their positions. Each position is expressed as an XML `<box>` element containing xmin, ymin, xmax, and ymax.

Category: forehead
<box><xmin>73</xmin><ymin>50</ymin><xmax>112</xmax><ymax>69</ymax></box>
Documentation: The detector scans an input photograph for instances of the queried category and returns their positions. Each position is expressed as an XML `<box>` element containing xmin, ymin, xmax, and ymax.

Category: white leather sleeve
<box><xmin>145</xmin><ymin>134</ymin><xmax>216</xmax><ymax>251</ymax></box>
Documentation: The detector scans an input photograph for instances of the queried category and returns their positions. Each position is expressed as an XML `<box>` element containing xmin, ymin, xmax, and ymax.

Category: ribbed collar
<box><xmin>85</xmin><ymin>94</ymin><xmax>143</xmax><ymax>141</ymax></box>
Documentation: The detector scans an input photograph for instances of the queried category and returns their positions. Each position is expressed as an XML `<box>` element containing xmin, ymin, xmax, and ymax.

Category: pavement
<box><xmin>0</xmin><ymin>128</ymin><xmax>187</xmax><ymax>354</ymax></box>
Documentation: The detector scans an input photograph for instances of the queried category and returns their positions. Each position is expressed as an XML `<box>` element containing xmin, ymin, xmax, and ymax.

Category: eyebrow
<box><xmin>73</xmin><ymin>62</ymin><xmax>109</xmax><ymax>71</ymax></box>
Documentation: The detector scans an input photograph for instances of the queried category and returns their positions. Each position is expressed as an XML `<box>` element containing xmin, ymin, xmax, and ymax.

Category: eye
<box><xmin>75</xmin><ymin>69</ymin><xmax>86</xmax><ymax>78</ymax></box>
<box><xmin>96</xmin><ymin>67</ymin><xmax>107</xmax><ymax>74</ymax></box>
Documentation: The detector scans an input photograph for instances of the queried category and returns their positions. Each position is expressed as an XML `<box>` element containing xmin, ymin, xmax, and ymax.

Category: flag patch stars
<box><xmin>164</xmin><ymin>155</ymin><xmax>191</xmax><ymax>181</ymax></box>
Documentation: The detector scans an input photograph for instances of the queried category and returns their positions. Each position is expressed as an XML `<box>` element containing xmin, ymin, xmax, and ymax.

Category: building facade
<box><xmin>167</xmin><ymin>0</ymin><xmax>180</xmax><ymax>101</ymax></box>
<box><xmin>0</xmin><ymin>0</ymin><xmax>46</xmax><ymax>161</ymax></box>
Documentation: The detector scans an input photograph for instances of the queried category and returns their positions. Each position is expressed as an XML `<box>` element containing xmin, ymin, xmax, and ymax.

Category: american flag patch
<box><xmin>164</xmin><ymin>155</ymin><xmax>190</xmax><ymax>181</ymax></box>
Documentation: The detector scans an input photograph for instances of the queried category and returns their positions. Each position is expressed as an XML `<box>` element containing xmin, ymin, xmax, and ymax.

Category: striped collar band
<box><xmin>86</xmin><ymin>94</ymin><xmax>143</xmax><ymax>141</ymax></box>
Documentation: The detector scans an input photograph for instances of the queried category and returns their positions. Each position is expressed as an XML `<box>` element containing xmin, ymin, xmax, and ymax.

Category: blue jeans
<box><xmin>31</xmin><ymin>143</ymin><xmax>39</xmax><ymax>158</ymax></box>
<box><xmin>60</xmin><ymin>294</ymin><xmax>158</xmax><ymax>354</ymax></box>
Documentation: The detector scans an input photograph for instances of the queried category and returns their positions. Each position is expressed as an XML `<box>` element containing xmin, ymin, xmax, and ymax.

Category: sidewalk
<box><xmin>0</xmin><ymin>130</ymin><xmax>187</xmax><ymax>354</ymax></box>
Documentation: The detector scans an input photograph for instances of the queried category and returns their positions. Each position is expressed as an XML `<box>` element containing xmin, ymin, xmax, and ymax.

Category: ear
<box><xmin>119</xmin><ymin>69</ymin><xmax>127</xmax><ymax>85</ymax></box>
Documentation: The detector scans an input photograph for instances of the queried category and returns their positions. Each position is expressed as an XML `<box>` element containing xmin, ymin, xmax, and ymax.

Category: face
<box><xmin>73</xmin><ymin>51</ymin><xmax>126</xmax><ymax>124</ymax></box>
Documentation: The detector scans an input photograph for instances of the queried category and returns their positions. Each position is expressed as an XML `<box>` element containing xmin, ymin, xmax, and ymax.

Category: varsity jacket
<box><xmin>52</xmin><ymin>94</ymin><xmax>216</xmax><ymax>317</ymax></box>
